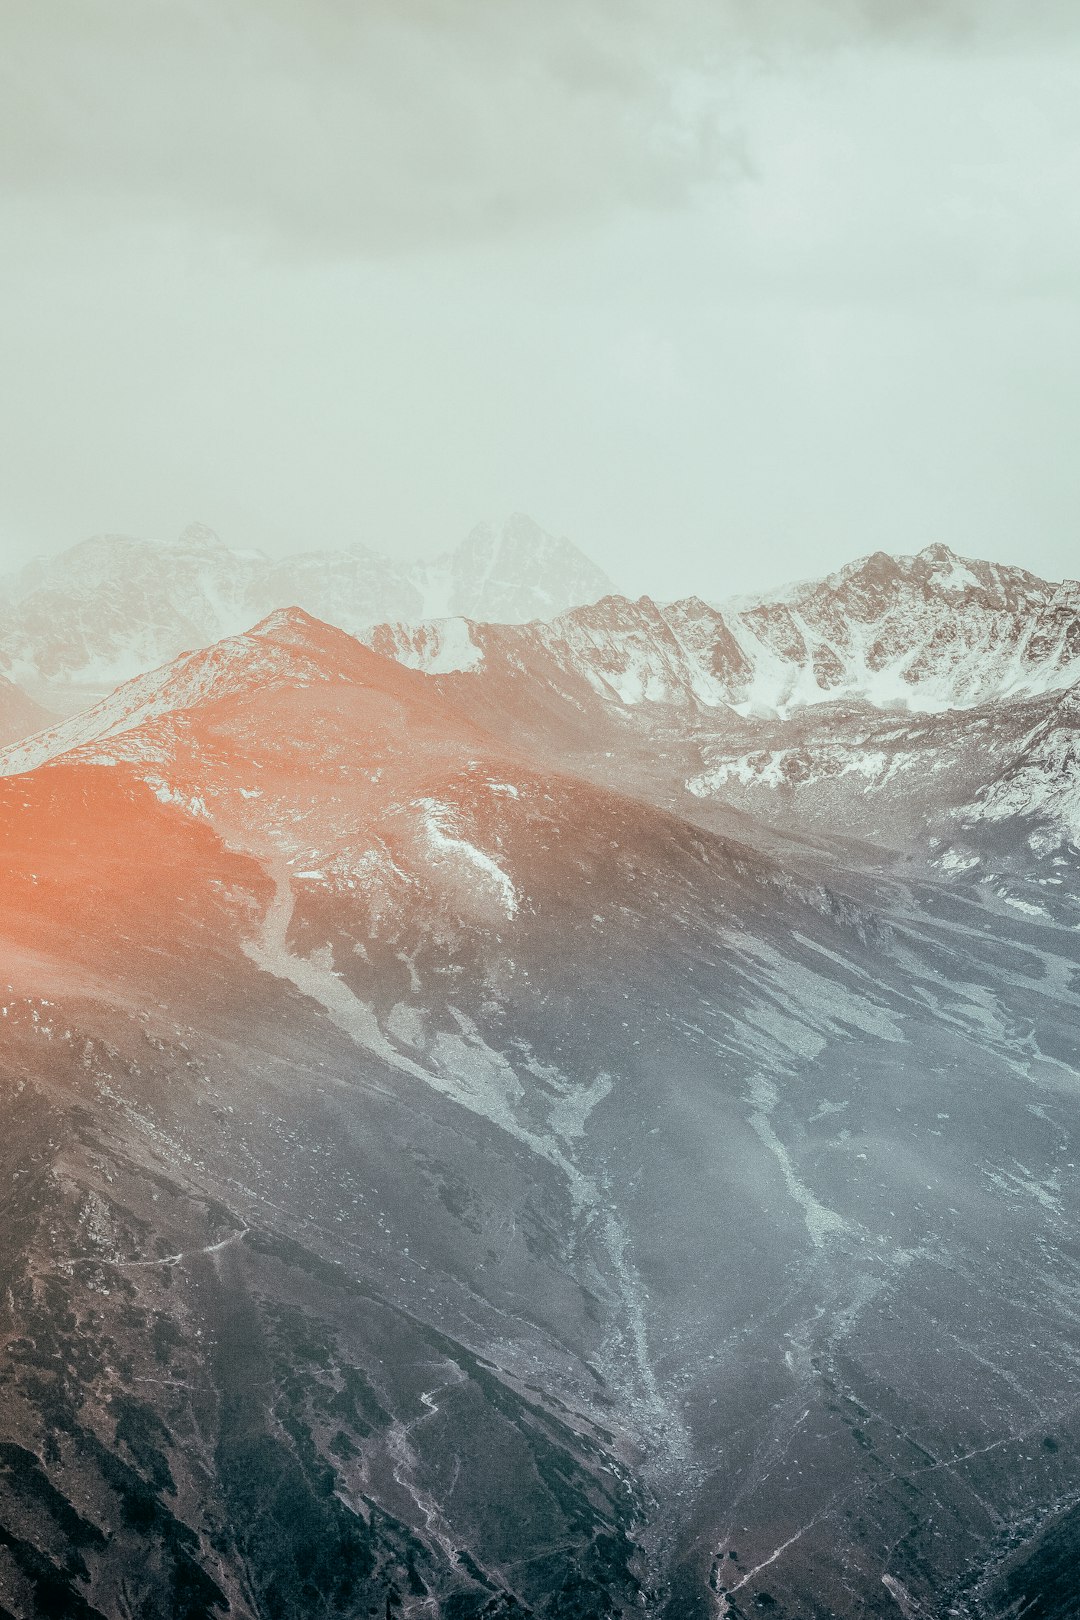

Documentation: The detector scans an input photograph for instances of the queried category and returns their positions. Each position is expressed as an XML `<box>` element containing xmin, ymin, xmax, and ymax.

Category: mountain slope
<box><xmin>0</xmin><ymin>762</ymin><xmax>647</xmax><ymax>1620</ymax></box>
<box><xmin>2</xmin><ymin>610</ymin><xmax>1080</xmax><ymax>1617</ymax></box>
<box><xmin>0</xmin><ymin>606</ymin><xmax>487</xmax><ymax>779</ymax></box>
<box><xmin>959</xmin><ymin>685</ymin><xmax>1080</xmax><ymax>855</ymax></box>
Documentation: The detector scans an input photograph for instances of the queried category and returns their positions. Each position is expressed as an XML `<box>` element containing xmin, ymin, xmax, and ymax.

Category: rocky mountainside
<box><xmin>360</xmin><ymin>545</ymin><xmax>1080</xmax><ymax>878</ymax></box>
<box><xmin>962</xmin><ymin>686</ymin><xmax>1080</xmax><ymax>851</ymax></box>
<box><xmin>0</xmin><ymin>608</ymin><xmax>471</xmax><ymax>781</ymax></box>
<box><xmin>676</xmin><ymin>679</ymin><xmax>1080</xmax><ymax>881</ymax></box>
<box><xmin>721</xmin><ymin>543</ymin><xmax>1080</xmax><ymax>711</ymax></box>
<box><xmin>376</xmin><ymin>543</ymin><xmax>1080</xmax><ymax>717</ymax></box>
<box><xmin>2</xmin><ymin>607</ymin><xmax>1080</xmax><ymax>1618</ymax></box>
<box><xmin>0</xmin><ymin>515</ymin><xmax>615</xmax><ymax>696</ymax></box>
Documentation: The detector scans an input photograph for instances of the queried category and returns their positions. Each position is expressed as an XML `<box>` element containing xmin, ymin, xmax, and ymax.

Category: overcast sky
<box><xmin>3</xmin><ymin>0</ymin><xmax>1080</xmax><ymax>598</ymax></box>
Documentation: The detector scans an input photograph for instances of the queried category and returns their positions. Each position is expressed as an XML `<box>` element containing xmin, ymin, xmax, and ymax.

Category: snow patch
<box><xmin>416</xmin><ymin>798</ymin><xmax>519</xmax><ymax>918</ymax></box>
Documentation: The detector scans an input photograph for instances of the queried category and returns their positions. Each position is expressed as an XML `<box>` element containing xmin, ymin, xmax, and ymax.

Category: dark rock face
<box><xmin>0</xmin><ymin>768</ymin><xmax>646</xmax><ymax>1620</ymax></box>
<box><xmin>1</xmin><ymin>605</ymin><xmax>1080</xmax><ymax>1618</ymax></box>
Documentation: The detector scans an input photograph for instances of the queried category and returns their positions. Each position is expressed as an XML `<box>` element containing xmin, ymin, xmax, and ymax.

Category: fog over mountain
<box><xmin>0</xmin><ymin>516</ymin><xmax>614</xmax><ymax>699</ymax></box>
<box><xmin>5</xmin><ymin>2</ymin><xmax>1080</xmax><ymax>1616</ymax></box>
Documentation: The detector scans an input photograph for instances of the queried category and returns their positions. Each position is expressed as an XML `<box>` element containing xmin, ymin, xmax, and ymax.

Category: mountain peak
<box><xmin>249</xmin><ymin>604</ymin><xmax>331</xmax><ymax>641</ymax></box>
<box><xmin>466</xmin><ymin>510</ymin><xmax>540</xmax><ymax>533</ymax></box>
<box><xmin>502</xmin><ymin>511</ymin><xmax>546</xmax><ymax>543</ymax></box>
<box><xmin>917</xmin><ymin>541</ymin><xmax>961</xmax><ymax>565</ymax></box>
<box><xmin>460</xmin><ymin>512</ymin><xmax>552</xmax><ymax>558</ymax></box>
<box><xmin>243</xmin><ymin>604</ymin><xmax>396</xmax><ymax>675</ymax></box>
<box><xmin>178</xmin><ymin>521</ymin><xmax>225</xmax><ymax>550</ymax></box>
<box><xmin>435</xmin><ymin>514</ymin><xmax>616</xmax><ymax>624</ymax></box>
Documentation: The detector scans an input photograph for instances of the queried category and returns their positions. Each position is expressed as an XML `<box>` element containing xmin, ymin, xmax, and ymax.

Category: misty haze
<box><xmin>2</xmin><ymin>5</ymin><xmax>1080</xmax><ymax>1620</ymax></box>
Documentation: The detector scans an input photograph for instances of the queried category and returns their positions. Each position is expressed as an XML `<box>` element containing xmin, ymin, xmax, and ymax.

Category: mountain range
<box><xmin>0</xmin><ymin>515</ymin><xmax>616</xmax><ymax>698</ymax></box>
<box><xmin>375</xmin><ymin>541</ymin><xmax>1080</xmax><ymax>713</ymax></box>
<box><xmin>9</xmin><ymin>538</ymin><xmax>1077</xmax><ymax>862</ymax></box>
<box><xmin>0</xmin><ymin>536</ymin><xmax>1079</xmax><ymax>1619</ymax></box>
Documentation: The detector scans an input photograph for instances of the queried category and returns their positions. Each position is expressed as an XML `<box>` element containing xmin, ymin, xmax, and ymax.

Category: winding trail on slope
<box><xmin>60</xmin><ymin>1226</ymin><xmax>250</xmax><ymax>1272</ymax></box>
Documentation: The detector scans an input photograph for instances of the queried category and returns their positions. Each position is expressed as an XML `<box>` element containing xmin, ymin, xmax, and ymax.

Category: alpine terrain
<box><xmin>0</xmin><ymin>540</ymin><xmax>1079</xmax><ymax>1620</ymax></box>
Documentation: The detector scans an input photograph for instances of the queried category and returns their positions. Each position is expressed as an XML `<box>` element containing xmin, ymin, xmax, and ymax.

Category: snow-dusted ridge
<box><xmin>963</xmin><ymin>686</ymin><xmax>1080</xmax><ymax>848</ymax></box>
<box><xmin>0</xmin><ymin>601</ymin><xmax>535</xmax><ymax>944</ymax></box>
<box><xmin>371</xmin><ymin>542</ymin><xmax>1080</xmax><ymax>720</ymax></box>
<box><xmin>0</xmin><ymin>606</ymin><xmax>362</xmax><ymax>778</ymax></box>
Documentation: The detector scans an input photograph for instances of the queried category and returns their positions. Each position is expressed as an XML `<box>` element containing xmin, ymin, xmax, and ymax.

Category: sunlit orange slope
<box><xmin>0</xmin><ymin>608</ymin><xmax>545</xmax><ymax>950</ymax></box>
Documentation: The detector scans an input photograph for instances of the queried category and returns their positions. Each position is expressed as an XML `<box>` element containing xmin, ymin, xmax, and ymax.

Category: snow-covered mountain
<box><xmin>961</xmin><ymin>685</ymin><xmax>1080</xmax><ymax>852</ymax></box>
<box><xmin>355</xmin><ymin>546</ymin><xmax>1080</xmax><ymax>887</ymax></box>
<box><xmin>7</xmin><ymin>525</ymin><xmax>1077</xmax><ymax>729</ymax></box>
<box><xmin>726</xmin><ymin>543</ymin><xmax>1080</xmax><ymax>711</ymax></box>
<box><xmin>375</xmin><ymin>543</ymin><xmax>1080</xmax><ymax>719</ymax></box>
<box><xmin>0</xmin><ymin>513</ymin><xmax>615</xmax><ymax>694</ymax></box>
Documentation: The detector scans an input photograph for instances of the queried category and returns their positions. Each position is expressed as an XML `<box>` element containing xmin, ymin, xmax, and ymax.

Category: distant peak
<box><xmin>831</xmin><ymin>549</ymin><xmax>906</xmax><ymax>587</ymax></box>
<box><xmin>464</xmin><ymin>513</ymin><xmax>544</xmax><ymax>546</ymax></box>
<box><xmin>179</xmin><ymin>521</ymin><xmax>224</xmax><ymax>549</ymax></box>
<box><xmin>248</xmin><ymin>605</ymin><xmax>330</xmax><ymax>641</ymax></box>
<box><xmin>559</xmin><ymin>591</ymin><xmax>650</xmax><ymax>628</ymax></box>
<box><xmin>503</xmin><ymin>511</ymin><xmax>544</xmax><ymax>538</ymax></box>
<box><xmin>918</xmin><ymin>542</ymin><xmax>960</xmax><ymax>565</ymax></box>
<box><xmin>465</xmin><ymin>513</ymin><xmax>559</xmax><ymax>550</ymax></box>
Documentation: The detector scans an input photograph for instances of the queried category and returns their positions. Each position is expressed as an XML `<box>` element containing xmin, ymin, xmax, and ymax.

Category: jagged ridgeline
<box><xmin>0</xmin><ymin>536</ymin><xmax>1079</xmax><ymax>1618</ymax></box>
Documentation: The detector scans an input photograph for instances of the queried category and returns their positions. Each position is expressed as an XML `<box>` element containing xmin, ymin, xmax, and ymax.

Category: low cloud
<box><xmin>2</xmin><ymin>0</ymin><xmax>1078</xmax><ymax>254</ymax></box>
